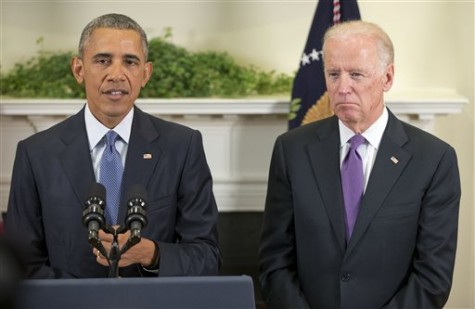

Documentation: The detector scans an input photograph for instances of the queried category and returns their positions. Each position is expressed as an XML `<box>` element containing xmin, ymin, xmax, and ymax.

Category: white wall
<box><xmin>1</xmin><ymin>1</ymin><xmax>474</xmax><ymax>308</ymax></box>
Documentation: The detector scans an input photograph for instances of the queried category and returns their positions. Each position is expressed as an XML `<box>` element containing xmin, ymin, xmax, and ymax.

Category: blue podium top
<box><xmin>16</xmin><ymin>275</ymin><xmax>255</xmax><ymax>309</ymax></box>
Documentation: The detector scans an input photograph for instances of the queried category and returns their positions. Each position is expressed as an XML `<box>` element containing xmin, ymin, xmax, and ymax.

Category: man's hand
<box><xmin>92</xmin><ymin>227</ymin><xmax>158</xmax><ymax>268</ymax></box>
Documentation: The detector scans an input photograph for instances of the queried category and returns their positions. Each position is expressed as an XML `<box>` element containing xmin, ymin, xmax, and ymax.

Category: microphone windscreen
<box><xmin>86</xmin><ymin>182</ymin><xmax>106</xmax><ymax>201</ymax></box>
<box><xmin>127</xmin><ymin>184</ymin><xmax>148</xmax><ymax>202</ymax></box>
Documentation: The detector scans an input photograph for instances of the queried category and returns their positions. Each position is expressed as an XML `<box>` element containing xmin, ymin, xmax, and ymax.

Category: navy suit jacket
<box><xmin>6</xmin><ymin>106</ymin><xmax>220</xmax><ymax>278</ymax></box>
<box><xmin>259</xmin><ymin>110</ymin><xmax>461</xmax><ymax>309</ymax></box>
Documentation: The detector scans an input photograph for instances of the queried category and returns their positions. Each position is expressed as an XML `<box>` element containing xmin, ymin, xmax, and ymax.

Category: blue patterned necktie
<box><xmin>99</xmin><ymin>130</ymin><xmax>123</xmax><ymax>225</ymax></box>
<box><xmin>341</xmin><ymin>134</ymin><xmax>366</xmax><ymax>241</ymax></box>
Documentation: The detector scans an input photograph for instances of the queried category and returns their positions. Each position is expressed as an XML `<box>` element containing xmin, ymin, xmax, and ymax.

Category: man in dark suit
<box><xmin>5</xmin><ymin>13</ymin><xmax>220</xmax><ymax>278</ymax></box>
<box><xmin>259</xmin><ymin>21</ymin><xmax>461</xmax><ymax>308</ymax></box>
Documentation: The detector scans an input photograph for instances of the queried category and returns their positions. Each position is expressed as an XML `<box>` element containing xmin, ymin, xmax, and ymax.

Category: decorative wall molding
<box><xmin>1</xmin><ymin>93</ymin><xmax>468</xmax><ymax>117</ymax></box>
<box><xmin>0</xmin><ymin>93</ymin><xmax>468</xmax><ymax>212</ymax></box>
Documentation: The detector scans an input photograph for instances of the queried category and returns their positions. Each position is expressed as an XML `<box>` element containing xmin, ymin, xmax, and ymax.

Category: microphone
<box><xmin>124</xmin><ymin>184</ymin><xmax>148</xmax><ymax>242</ymax></box>
<box><xmin>82</xmin><ymin>183</ymin><xmax>106</xmax><ymax>245</ymax></box>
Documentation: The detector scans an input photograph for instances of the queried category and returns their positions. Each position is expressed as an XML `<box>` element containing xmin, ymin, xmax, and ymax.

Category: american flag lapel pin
<box><xmin>390</xmin><ymin>156</ymin><xmax>399</xmax><ymax>164</ymax></box>
<box><xmin>143</xmin><ymin>153</ymin><xmax>152</xmax><ymax>160</ymax></box>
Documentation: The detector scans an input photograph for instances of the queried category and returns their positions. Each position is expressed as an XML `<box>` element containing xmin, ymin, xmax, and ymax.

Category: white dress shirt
<box><xmin>84</xmin><ymin>104</ymin><xmax>133</xmax><ymax>181</ymax></box>
<box><xmin>339</xmin><ymin>107</ymin><xmax>389</xmax><ymax>192</ymax></box>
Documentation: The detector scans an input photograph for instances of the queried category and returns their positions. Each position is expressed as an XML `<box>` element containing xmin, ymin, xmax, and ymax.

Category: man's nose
<box><xmin>337</xmin><ymin>75</ymin><xmax>352</xmax><ymax>94</ymax></box>
<box><xmin>107</xmin><ymin>62</ymin><xmax>126</xmax><ymax>81</ymax></box>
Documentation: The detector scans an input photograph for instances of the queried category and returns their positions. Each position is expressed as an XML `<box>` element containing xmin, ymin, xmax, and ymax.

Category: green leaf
<box><xmin>290</xmin><ymin>98</ymin><xmax>301</xmax><ymax>112</ymax></box>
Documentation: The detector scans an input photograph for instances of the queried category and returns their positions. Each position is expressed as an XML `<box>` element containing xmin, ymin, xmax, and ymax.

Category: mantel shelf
<box><xmin>0</xmin><ymin>94</ymin><xmax>468</xmax><ymax>119</ymax></box>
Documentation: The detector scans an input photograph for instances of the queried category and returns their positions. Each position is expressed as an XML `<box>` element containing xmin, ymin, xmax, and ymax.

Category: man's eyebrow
<box><xmin>92</xmin><ymin>53</ymin><xmax>112</xmax><ymax>59</ymax></box>
<box><xmin>124</xmin><ymin>54</ymin><xmax>141</xmax><ymax>62</ymax></box>
<box><xmin>91</xmin><ymin>53</ymin><xmax>141</xmax><ymax>62</ymax></box>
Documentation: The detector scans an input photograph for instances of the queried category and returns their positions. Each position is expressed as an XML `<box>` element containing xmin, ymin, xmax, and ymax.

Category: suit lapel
<box><xmin>118</xmin><ymin>107</ymin><xmax>161</xmax><ymax>223</ymax></box>
<box><xmin>347</xmin><ymin>111</ymin><xmax>412</xmax><ymax>254</ymax></box>
<box><xmin>306</xmin><ymin>117</ymin><xmax>347</xmax><ymax>253</ymax></box>
<box><xmin>59</xmin><ymin>108</ymin><xmax>96</xmax><ymax>207</ymax></box>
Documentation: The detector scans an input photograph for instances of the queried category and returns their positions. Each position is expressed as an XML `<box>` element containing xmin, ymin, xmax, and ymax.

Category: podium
<box><xmin>16</xmin><ymin>276</ymin><xmax>255</xmax><ymax>309</ymax></box>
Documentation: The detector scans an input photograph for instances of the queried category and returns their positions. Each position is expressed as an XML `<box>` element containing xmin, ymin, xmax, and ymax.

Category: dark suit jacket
<box><xmin>259</xmin><ymin>110</ymin><xmax>461</xmax><ymax>309</ymax></box>
<box><xmin>6</xmin><ymin>106</ymin><xmax>220</xmax><ymax>278</ymax></box>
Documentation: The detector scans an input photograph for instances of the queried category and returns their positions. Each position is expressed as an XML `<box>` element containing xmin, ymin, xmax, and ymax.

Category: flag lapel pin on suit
<box><xmin>143</xmin><ymin>153</ymin><xmax>152</xmax><ymax>160</ymax></box>
<box><xmin>390</xmin><ymin>156</ymin><xmax>399</xmax><ymax>164</ymax></box>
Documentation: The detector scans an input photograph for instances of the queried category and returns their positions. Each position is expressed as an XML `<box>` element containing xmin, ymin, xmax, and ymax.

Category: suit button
<box><xmin>341</xmin><ymin>273</ymin><xmax>351</xmax><ymax>282</ymax></box>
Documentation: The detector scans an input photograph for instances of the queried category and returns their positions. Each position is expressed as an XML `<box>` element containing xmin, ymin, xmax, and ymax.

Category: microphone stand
<box><xmin>90</xmin><ymin>225</ymin><xmax>141</xmax><ymax>278</ymax></box>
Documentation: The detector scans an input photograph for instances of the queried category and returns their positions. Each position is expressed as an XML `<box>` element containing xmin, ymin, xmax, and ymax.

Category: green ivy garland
<box><xmin>1</xmin><ymin>32</ymin><xmax>294</xmax><ymax>99</ymax></box>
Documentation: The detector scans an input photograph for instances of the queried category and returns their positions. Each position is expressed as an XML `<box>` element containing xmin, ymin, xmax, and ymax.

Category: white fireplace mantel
<box><xmin>0</xmin><ymin>93</ymin><xmax>468</xmax><ymax>117</ymax></box>
<box><xmin>0</xmin><ymin>93</ymin><xmax>468</xmax><ymax>212</ymax></box>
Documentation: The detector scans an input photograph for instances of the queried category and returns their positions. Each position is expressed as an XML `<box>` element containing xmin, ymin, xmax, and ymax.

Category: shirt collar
<box><xmin>339</xmin><ymin>106</ymin><xmax>389</xmax><ymax>150</ymax></box>
<box><xmin>85</xmin><ymin>103</ymin><xmax>134</xmax><ymax>150</ymax></box>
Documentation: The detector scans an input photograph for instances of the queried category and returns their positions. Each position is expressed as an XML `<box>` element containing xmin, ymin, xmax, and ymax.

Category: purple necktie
<box><xmin>341</xmin><ymin>134</ymin><xmax>366</xmax><ymax>241</ymax></box>
<box><xmin>99</xmin><ymin>131</ymin><xmax>123</xmax><ymax>225</ymax></box>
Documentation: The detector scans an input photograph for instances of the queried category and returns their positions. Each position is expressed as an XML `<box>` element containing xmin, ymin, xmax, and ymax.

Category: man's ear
<box><xmin>71</xmin><ymin>57</ymin><xmax>84</xmax><ymax>84</ymax></box>
<box><xmin>383</xmin><ymin>63</ymin><xmax>394</xmax><ymax>92</ymax></box>
<box><xmin>141</xmin><ymin>61</ymin><xmax>153</xmax><ymax>88</ymax></box>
